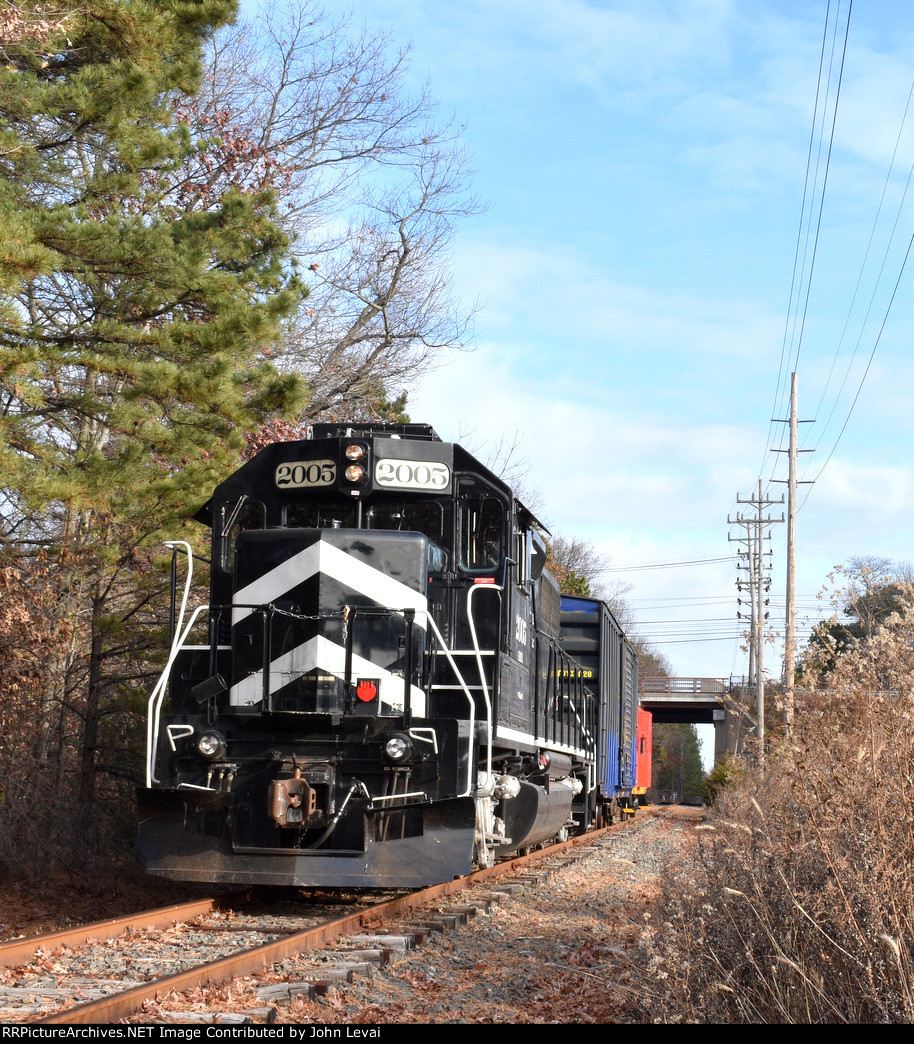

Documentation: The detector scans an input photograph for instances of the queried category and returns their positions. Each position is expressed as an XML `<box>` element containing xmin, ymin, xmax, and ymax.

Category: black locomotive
<box><xmin>137</xmin><ymin>423</ymin><xmax>641</xmax><ymax>887</ymax></box>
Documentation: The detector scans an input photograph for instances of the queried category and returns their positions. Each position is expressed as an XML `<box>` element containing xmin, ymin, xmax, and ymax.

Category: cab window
<box><xmin>427</xmin><ymin>542</ymin><xmax>448</xmax><ymax>574</ymax></box>
<box><xmin>459</xmin><ymin>495</ymin><xmax>504</xmax><ymax>572</ymax></box>
<box><xmin>220</xmin><ymin>498</ymin><xmax>265</xmax><ymax>572</ymax></box>
<box><xmin>515</xmin><ymin>528</ymin><xmax>532</xmax><ymax>587</ymax></box>
<box><xmin>284</xmin><ymin>502</ymin><xmax>358</xmax><ymax>529</ymax></box>
<box><xmin>367</xmin><ymin>499</ymin><xmax>445</xmax><ymax>545</ymax></box>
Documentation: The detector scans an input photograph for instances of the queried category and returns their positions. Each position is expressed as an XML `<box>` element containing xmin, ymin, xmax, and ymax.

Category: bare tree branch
<box><xmin>178</xmin><ymin>0</ymin><xmax>483</xmax><ymax>420</ymax></box>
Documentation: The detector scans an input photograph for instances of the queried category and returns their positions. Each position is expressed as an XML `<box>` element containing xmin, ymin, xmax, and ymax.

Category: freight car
<box><xmin>557</xmin><ymin>596</ymin><xmax>642</xmax><ymax>822</ymax></box>
<box><xmin>137</xmin><ymin>423</ymin><xmax>646</xmax><ymax>887</ymax></box>
<box><xmin>635</xmin><ymin>706</ymin><xmax>653</xmax><ymax>806</ymax></box>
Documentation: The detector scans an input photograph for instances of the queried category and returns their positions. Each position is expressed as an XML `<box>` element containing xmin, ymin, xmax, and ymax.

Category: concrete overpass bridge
<box><xmin>639</xmin><ymin>676</ymin><xmax>731</xmax><ymax>764</ymax></box>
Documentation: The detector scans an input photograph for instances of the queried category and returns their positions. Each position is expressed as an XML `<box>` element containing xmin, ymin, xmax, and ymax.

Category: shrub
<box><xmin>639</xmin><ymin>598</ymin><xmax>914</xmax><ymax>1023</ymax></box>
<box><xmin>698</xmin><ymin>754</ymin><xmax>746</xmax><ymax>806</ymax></box>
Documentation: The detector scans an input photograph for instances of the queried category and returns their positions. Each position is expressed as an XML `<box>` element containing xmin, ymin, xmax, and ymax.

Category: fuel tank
<box><xmin>495</xmin><ymin>779</ymin><xmax>575</xmax><ymax>854</ymax></box>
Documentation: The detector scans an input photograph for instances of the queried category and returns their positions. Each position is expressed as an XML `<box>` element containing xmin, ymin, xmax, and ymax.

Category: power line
<box><xmin>760</xmin><ymin>0</ymin><xmax>854</xmax><ymax>488</ymax></box>
<box><xmin>798</xmin><ymin>227</ymin><xmax>914</xmax><ymax>510</ymax></box>
<box><xmin>804</xmin><ymin>78</ymin><xmax>914</xmax><ymax>455</ymax></box>
<box><xmin>605</xmin><ymin>555</ymin><xmax>735</xmax><ymax>572</ymax></box>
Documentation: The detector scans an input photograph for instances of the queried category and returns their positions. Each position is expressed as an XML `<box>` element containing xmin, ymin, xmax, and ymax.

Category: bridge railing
<box><xmin>640</xmin><ymin>676</ymin><xmax>728</xmax><ymax>695</ymax></box>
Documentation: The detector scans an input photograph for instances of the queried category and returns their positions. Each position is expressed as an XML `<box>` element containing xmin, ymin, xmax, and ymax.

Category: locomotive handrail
<box><xmin>467</xmin><ymin>582</ymin><xmax>504</xmax><ymax>869</ymax></box>
<box><xmin>164</xmin><ymin>541</ymin><xmax>195</xmax><ymax>652</ymax></box>
<box><xmin>466</xmin><ymin>583</ymin><xmax>501</xmax><ymax>786</ymax></box>
<box><xmin>146</xmin><ymin>602</ymin><xmax>211</xmax><ymax>788</ymax></box>
<box><xmin>409</xmin><ymin>607</ymin><xmax>479</xmax><ymax>797</ymax></box>
<box><xmin>148</xmin><ymin>589</ymin><xmax>490</xmax><ymax>796</ymax></box>
<box><xmin>333</xmin><ymin>601</ymin><xmax>480</xmax><ymax>794</ymax></box>
<box><xmin>219</xmin><ymin>602</ymin><xmax>423</xmax><ymax>711</ymax></box>
<box><xmin>371</xmin><ymin>791</ymin><xmax>428</xmax><ymax>803</ymax></box>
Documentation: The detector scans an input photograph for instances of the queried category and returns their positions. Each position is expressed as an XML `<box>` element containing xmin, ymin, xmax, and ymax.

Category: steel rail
<box><xmin>36</xmin><ymin>823</ymin><xmax>623</xmax><ymax>1025</ymax></box>
<box><xmin>0</xmin><ymin>895</ymin><xmax>244</xmax><ymax>969</ymax></box>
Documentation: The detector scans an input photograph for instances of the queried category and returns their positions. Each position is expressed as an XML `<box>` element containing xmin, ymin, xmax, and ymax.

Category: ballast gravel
<box><xmin>136</xmin><ymin>807</ymin><xmax>703</xmax><ymax>1025</ymax></box>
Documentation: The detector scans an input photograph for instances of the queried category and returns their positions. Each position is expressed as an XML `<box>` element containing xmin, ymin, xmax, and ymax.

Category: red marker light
<box><xmin>356</xmin><ymin>679</ymin><xmax>378</xmax><ymax>702</ymax></box>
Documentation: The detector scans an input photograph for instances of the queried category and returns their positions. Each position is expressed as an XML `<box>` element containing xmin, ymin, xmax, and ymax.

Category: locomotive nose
<box><xmin>228</xmin><ymin>527</ymin><xmax>429</xmax><ymax>716</ymax></box>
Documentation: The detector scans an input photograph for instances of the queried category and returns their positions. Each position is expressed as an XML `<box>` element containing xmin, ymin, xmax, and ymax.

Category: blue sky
<box><xmin>286</xmin><ymin>1</ymin><xmax>914</xmax><ymax>690</ymax></box>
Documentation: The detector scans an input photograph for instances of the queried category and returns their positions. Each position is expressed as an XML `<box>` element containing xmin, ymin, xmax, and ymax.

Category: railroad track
<box><xmin>0</xmin><ymin>819</ymin><xmax>642</xmax><ymax>1025</ymax></box>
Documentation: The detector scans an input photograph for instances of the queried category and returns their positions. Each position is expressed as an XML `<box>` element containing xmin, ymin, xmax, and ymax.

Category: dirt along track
<box><xmin>0</xmin><ymin>806</ymin><xmax>701</xmax><ymax>1024</ymax></box>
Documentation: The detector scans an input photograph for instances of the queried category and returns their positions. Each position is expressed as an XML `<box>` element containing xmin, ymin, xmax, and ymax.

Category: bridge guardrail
<box><xmin>640</xmin><ymin>676</ymin><xmax>728</xmax><ymax>695</ymax></box>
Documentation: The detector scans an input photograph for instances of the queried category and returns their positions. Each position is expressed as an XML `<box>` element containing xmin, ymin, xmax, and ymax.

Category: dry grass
<box><xmin>639</xmin><ymin>600</ymin><xmax>914</xmax><ymax>1023</ymax></box>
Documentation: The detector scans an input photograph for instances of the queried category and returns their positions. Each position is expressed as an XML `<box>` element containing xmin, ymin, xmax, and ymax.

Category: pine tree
<box><xmin>652</xmin><ymin>723</ymin><xmax>704</xmax><ymax>800</ymax></box>
<box><xmin>0</xmin><ymin>1</ymin><xmax>308</xmax><ymax>819</ymax></box>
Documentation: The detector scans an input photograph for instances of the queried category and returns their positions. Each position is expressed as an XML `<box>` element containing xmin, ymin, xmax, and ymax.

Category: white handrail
<box><xmin>145</xmin><ymin>603</ymin><xmax>210</xmax><ymax>788</ymax></box>
<box><xmin>466</xmin><ymin>583</ymin><xmax>502</xmax><ymax>787</ymax></box>
<box><xmin>410</xmin><ymin>608</ymin><xmax>478</xmax><ymax>797</ymax></box>
<box><xmin>145</xmin><ymin>588</ymin><xmax>500</xmax><ymax>803</ymax></box>
<box><xmin>466</xmin><ymin>583</ymin><xmax>503</xmax><ymax>869</ymax></box>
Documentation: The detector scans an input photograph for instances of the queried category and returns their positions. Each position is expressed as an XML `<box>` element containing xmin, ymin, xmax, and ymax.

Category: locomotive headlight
<box><xmin>343</xmin><ymin>443</ymin><xmax>369</xmax><ymax>486</ymax></box>
<box><xmin>197</xmin><ymin>730</ymin><xmax>227</xmax><ymax>761</ymax></box>
<box><xmin>384</xmin><ymin>733</ymin><xmax>413</xmax><ymax>763</ymax></box>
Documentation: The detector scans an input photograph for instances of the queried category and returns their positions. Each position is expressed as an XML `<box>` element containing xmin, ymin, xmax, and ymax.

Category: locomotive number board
<box><xmin>375</xmin><ymin>458</ymin><xmax>451</xmax><ymax>491</ymax></box>
<box><xmin>275</xmin><ymin>459</ymin><xmax>336</xmax><ymax>488</ymax></box>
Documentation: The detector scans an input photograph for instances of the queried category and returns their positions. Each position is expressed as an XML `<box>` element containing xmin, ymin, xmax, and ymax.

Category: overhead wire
<box><xmin>727</xmin><ymin>4</ymin><xmax>852</xmax><ymax>684</ymax></box>
<box><xmin>798</xmin><ymin>226</ymin><xmax>914</xmax><ymax>508</ymax></box>
<box><xmin>605</xmin><ymin>555</ymin><xmax>735</xmax><ymax>572</ymax></box>
<box><xmin>757</xmin><ymin>0</ymin><xmax>853</xmax><ymax>489</ymax></box>
<box><xmin>803</xmin><ymin>79</ymin><xmax>914</xmax><ymax>457</ymax></box>
<box><xmin>793</xmin><ymin>70</ymin><xmax>914</xmax><ymax>504</ymax></box>
<box><xmin>766</xmin><ymin>0</ymin><xmax>914</xmax><ymax>507</ymax></box>
<box><xmin>783</xmin><ymin>1</ymin><xmax>852</xmax><ymax>385</ymax></box>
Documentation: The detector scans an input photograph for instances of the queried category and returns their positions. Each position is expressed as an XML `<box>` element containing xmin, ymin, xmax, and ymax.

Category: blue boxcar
<box><xmin>560</xmin><ymin>596</ymin><xmax>640</xmax><ymax>821</ymax></box>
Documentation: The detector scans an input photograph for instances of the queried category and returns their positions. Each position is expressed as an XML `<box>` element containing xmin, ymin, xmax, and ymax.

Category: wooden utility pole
<box><xmin>730</xmin><ymin>484</ymin><xmax>783</xmax><ymax>755</ymax></box>
<box><xmin>785</xmin><ymin>374</ymin><xmax>798</xmax><ymax>726</ymax></box>
<box><xmin>771</xmin><ymin>372</ymin><xmax>814</xmax><ymax>730</ymax></box>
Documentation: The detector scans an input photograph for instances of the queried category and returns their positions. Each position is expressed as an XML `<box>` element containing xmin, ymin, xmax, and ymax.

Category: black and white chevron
<box><xmin>229</xmin><ymin>529</ymin><xmax>429</xmax><ymax>714</ymax></box>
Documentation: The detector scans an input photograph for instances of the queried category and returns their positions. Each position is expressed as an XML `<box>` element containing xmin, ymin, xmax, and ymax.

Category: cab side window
<box><xmin>515</xmin><ymin>527</ymin><xmax>533</xmax><ymax>588</ymax></box>
<box><xmin>459</xmin><ymin>494</ymin><xmax>504</xmax><ymax>572</ymax></box>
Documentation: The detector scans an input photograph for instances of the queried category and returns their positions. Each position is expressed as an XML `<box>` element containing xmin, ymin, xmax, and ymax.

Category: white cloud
<box><xmin>284</xmin><ymin>0</ymin><xmax>914</xmax><ymax>679</ymax></box>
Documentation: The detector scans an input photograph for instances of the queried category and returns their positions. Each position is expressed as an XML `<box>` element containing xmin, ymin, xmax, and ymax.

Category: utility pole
<box><xmin>785</xmin><ymin>375</ymin><xmax>797</xmax><ymax>725</ymax></box>
<box><xmin>771</xmin><ymin>372</ymin><xmax>815</xmax><ymax>730</ymax></box>
<box><xmin>730</xmin><ymin>483</ymin><xmax>783</xmax><ymax>756</ymax></box>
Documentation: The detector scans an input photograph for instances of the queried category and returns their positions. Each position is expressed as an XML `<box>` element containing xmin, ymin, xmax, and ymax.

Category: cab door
<box><xmin>500</xmin><ymin>523</ymin><xmax>533</xmax><ymax>731</ymax></box>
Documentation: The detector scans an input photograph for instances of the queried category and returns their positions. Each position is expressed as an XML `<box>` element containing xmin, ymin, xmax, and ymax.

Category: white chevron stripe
<box><xmin>232</xmin><ymin>539</ymin><xmax>427</xmax><ymax>628</ymax></box>
<box><xmin>229</xmin><ymin>634</ymin><xmax>426</xmax><ymax>715</ymax></box>
<box><xmin>232</xmin><ymin>542</ymin><xmax>320</xmax><ymax>625</ymax></box>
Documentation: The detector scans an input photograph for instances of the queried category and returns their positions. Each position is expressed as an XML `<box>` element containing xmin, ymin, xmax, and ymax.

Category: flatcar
<box><xmin>137</xmin><ymin>423</ymin><xmax>645</xmax><ymax>887</ymax></box>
